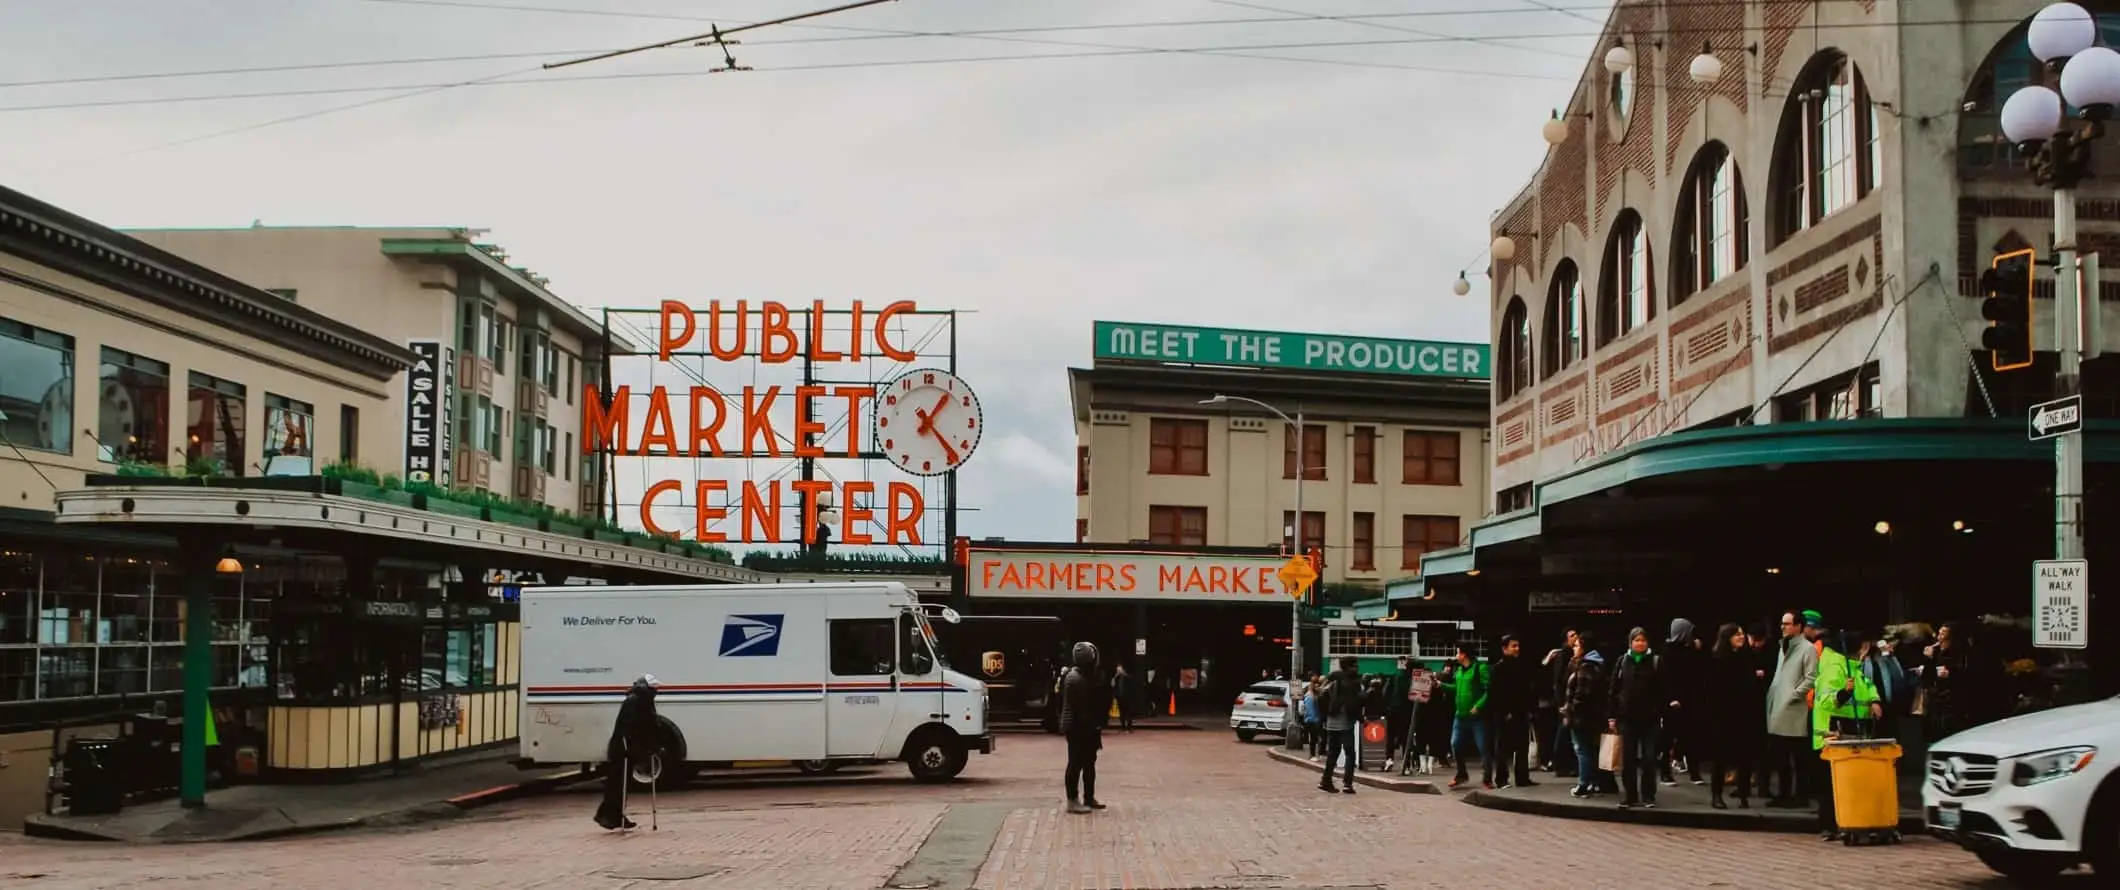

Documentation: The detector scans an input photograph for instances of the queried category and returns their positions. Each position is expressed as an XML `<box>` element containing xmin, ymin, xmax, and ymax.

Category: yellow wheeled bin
<box><xmin>1822</xmin><ymin>738</ymin><xmax>1903</xmax><ymax>845</ymax></box>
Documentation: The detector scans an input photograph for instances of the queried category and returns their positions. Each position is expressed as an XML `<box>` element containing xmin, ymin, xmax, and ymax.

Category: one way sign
<box><xmin>2029</xmin><ymin>395</ymin><xmax>2084</xmax><ymax>441</ymax></box>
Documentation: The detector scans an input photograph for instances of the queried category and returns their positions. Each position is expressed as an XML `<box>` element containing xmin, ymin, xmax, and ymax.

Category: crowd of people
<box><xmin>1289</xmin><ymin>611</ymin><xmax>2008</xmax><ymax>840</ymax></box>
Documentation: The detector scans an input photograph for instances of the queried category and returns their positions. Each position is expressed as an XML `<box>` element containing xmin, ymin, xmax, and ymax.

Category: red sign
<box><xmin>1361</xmin><ymin>720</ymin><xmax>1388</xmax><ymax>744</ymax></box>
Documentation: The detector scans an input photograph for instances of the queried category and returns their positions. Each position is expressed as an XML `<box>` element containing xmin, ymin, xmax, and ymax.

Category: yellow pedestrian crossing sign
<box><xmin>1277</xmin><ymin>556</ymin><xmax>1317</xmax><ymax>598</ymax></box>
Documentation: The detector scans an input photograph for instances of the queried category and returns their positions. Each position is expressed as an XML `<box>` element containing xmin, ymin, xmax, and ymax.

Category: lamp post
<box><xmin>1999</xmin><ymin>2</ymin><xmax>2120</xmax><ymax>574</ymax></box>
<box><xmin>1201</xmin><ymin>393</ymin><xmax>1306</xmax><ymax>743</ymax></box>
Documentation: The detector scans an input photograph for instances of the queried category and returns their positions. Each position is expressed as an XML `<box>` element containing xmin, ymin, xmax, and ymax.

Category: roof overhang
<box><xmin>379</xmin><ymin>238</ymin><xmax>638</xmax><ymax>354</ymax></box>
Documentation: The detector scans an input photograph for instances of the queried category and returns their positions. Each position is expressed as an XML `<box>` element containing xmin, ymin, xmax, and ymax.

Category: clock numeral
<box><xmin>883</xmin><ymin>438</ymin><xmax>894</xmax><ymax>450</ymax></box>
<box><xmin>961</xmin><ymin>396</ymin><xmax>971</xmax><ymax>407</ymax></box>
<box><xmin>885</xmin><ymin>394</ymin><xmax>897</xmax><ymax>406</ymax></box>
<box><xmin>922</xmin><ymin>460</ymin><xmax>932</xmax><ymax>472</ymax></box>
<box><xmin>899</xmin><ymin>454</ymin><xmax>911</xmax><ymax>465</ymax></box>
<box><xmin>966</xmin><ymin>417</ymin><xmax>975</xmax><ymax>429</ymax></box>
<box><xmin>901</xmin><ymin>378</ymin><xmax>913</xmax><ymax>391</ymax></box>
<box><xmin>878</xmin><ymin>416</ymin><xmax>889</xmax><ymax>428</ymax></box>
<box><xmin>959</xmin><ymin>440</ymin><xmax>971</xmax><ymax>450</ymax></box>
<box><xmin>923</xmin><ymin>372</ymin><xmax>935</xmax><ymax>385</ymax></box>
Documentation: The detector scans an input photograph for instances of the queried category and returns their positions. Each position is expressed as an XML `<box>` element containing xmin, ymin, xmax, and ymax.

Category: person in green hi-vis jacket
<box><xmin>1812</xmin><ymin>628</ymin><xmax>1883</xmax><ymax>841</ymax></box>
<box><xmin>1444</xmin><ymin>644</ymin><xmax>1493</xmax><ymax>789</ymax></box>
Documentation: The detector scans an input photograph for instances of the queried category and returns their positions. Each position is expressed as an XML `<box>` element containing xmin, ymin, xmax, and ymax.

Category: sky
<box><xmin>1</xmin><ymin>0</ymin><xmax>1605</xmax><ymax>551</ymax></box>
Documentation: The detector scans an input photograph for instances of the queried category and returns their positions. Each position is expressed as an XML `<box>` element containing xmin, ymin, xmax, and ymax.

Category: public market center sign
<box><xmin>1093</xmin><ymin>320</ymin><xmax>1489</xmax><ymax>380</ymax></box>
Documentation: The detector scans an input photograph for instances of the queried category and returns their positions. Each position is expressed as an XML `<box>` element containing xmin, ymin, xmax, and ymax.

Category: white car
<box><xmin>1923</xmin><ymin>696</ymin><xmax>2120</xmax><ymax>881</ymax></box>
<box><xmin>1230</xmin><ymin>681</ymin><xmax>1291</xmax><ymax>742</ymax></box>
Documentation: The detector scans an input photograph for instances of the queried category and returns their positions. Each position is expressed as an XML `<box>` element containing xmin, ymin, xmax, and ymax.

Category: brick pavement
<box><xmin>0</xmin><ymin>729</ymin><xmax>2079</xmax><ymax>889</ymax></box>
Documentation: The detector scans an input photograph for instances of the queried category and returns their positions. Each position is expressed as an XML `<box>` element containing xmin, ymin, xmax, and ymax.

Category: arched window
<box><xmin>1498</xmin><ymin>297</ymin><xmax>1532</xmax><ymax>400</ymax></box>
<box><xmin>1540</xmin><ymin>260</ymin><xmax>1585</xmax><ymax>379</ymax></box>
<box><xmin>1961</xmin><ymin>6</ymin><xmax>2120</xmax><ymax>173</ymax></box>
<box><xmin>1769</xmin><ymin>52</ymin><xmax>1879</xmax><ymax>244</ymax></box>
<box><xmin>1671</xmin><ymin>143</ymin><xmax>1750</xmax><ymax>304</ymax></box>
<box><xmin>1598</xmin><ymin>211</ymin><xmax>1652</xmax><ymax>346</ymax></box>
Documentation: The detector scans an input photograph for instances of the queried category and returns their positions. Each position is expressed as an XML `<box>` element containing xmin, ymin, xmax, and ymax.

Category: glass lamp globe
<box><xmin>2061</xmin><ymin>45</ymin><xmax>2120</xmax><ymax>117</ymax></box>
<box><xmin>1604</xmin><ymin>44</ymin><xmax>1634</xmax><ymax>74</ymax></box>
<box><xmin>1451</xmin><ymin>274</ymin><xmax>1471</xmax><ymax>297</ymax></box>
<box><xmin>1491</xmin><ymin>235</ymin><xmax>1517</xmax><ymax>262</ymax></box>
<box><xmin>2029</xmin><ymin>3</ymin><xmax>2098</xmax><ymax>63</ymax></box>
<box><xmin>2001</xmin><ymin>85</ymin><xmax>2066</xmax><ymax>145</ymax></box>
<box><xmin>1689</xmin><ymin>47</ymin><xmax>1723</xmax><ymax>85</ymax></box>
<box><xmin>1542</xmin><ymin>112</ymin><xmax>1567</xmax><ymax>146</ymax></box>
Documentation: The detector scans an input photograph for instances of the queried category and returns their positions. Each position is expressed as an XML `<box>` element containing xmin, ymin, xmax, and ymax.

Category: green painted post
<box><xmin>180</xmin><ymin>562</ymin><xmax>213</xmax><ymax>807</ymax></box>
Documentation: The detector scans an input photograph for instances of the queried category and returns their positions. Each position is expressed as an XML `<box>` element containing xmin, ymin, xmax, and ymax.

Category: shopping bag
<box><xmin>1597</xmin><ymin>732</ymin><xmax>1623</xmax><ymax>772</ymax></box>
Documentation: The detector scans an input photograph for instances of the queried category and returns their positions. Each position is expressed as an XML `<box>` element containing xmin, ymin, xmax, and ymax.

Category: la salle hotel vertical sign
<box><xmin>404</xmin><ymin>339</ymin><xmax>454</xmax><ymax>485</ymax></box>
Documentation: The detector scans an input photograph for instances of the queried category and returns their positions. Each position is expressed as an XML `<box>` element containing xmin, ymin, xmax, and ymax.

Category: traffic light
<box><xmin>1981</xmin><ymin>248</ymin><xmax>2036</xmax><ymax>372</ymax></box>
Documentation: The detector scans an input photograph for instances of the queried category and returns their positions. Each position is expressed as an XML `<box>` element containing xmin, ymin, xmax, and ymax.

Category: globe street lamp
<box><xmin>1200</xmin><ymin>393</ymin><xmax>1308</xmax><ymax>747</ymax></box>
<box><xmin>1997</xmin><ymin>2</ymin><xmax>2120</xmax><ymax>571</ymax></box>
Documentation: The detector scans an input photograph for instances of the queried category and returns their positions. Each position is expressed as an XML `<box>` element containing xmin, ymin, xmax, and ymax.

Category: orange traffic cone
<box><xmin>1167</xmin><ymin>691</ymin><xmax>1176</xmax><ymax>716</ymax></box>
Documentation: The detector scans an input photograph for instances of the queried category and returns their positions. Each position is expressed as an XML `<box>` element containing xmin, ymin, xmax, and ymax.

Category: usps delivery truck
<box><xmin>518</xmin><ymin>582</ymin><xmax>994</xmax><ymax>783</ymax></box>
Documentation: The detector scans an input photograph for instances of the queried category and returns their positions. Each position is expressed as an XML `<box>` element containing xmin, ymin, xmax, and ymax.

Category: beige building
<box><xmin>126</xmin><ymin>226</ymin><xmax>621</xmax><ymax>520</ymax></box>
<box><xmin>1070</xmin><ymin>322</ymin><xmax>1491</xmax><ymax>587</ymax></box>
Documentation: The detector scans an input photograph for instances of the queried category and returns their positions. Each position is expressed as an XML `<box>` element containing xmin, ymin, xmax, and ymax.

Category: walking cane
<box><xmin>618</xmin><ymin>755</ymin><xmax>631</xmax><ymax>833</ymax></box>
<box><xmin>648</xmin><ymin>753</ymin><xmax>660</xmax><ymax>831</ymax></box>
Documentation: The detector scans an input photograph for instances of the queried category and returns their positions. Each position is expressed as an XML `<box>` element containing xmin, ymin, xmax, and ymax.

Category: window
<box><xmin>1609</xmin><ymin>47</ymin><xmax>1634</xmax><ymax>125</ymax></box>
<box><xmin>1281</xmin><ymin>510</ymin><xmax>1324</xmax><ymax>552</ymax></box>
<box><xmin>1351</xmin><ymin>512</ymin><xmax>1375</xmax><ymax>571</ymax></box>
<box><xmin>1598</xmin><ymin>211</ymin><xmax>1653</xmax><ymax>345</ymax></box>
<box><xmin>541</xmin><ymin>341</ymin><xmax>560</xmax><ymax>394</ymax></box>
<box><xmin>1149</xmin><ymin>505</ymin><xmax>1207</xmax><ymax>546</ymax></box>
<box><xmin>1076</xmin><ymin>518</ymin><xmax>1088</xmax><ymax>543</ymax></box>
<box><xmin>829</xmin><ymin>618</ymin><xmax>895</xmax><ymax>676</ymax></box>
<box><xmin>1498</xmin><ymin>298</ymin><xmax>1532</xmax><ymax>399</ymax></box>
<box><xmin>1541</xmin><ymin>261</ymin><xmax>1586</xmax><ymax>379</ymax></box>
<box><xmin>536</xmin><ymin>421</ymin><xmax>557</xmax><ymax>475</ymax></box>
<box><xmin>186</xmin><ymin>372</ymin><xmax>247</xmax><ymax>475</ymax></box>
<box><xmin>565</xmin><ymin>355</ymin><xmax>577</xmax><ymax>405</ymax></box>
<box><xmin>1774</xmin><ymin>362</ymin><xmax>1883</xmax><ymax>422</ymax></box>
<box><xmin>563</xmin><ymin>432</ymin><xmax>573</xmax><ymax>481</ymax></box>
<box><xmin>488</xmin><ymin>314</ymin><xmax>508</xmax><ymax>368</ymax></box>
<box><xmin>1496</xmin><ymin>482</ymin><xmax>1534</xmax><ymax>514</ymax></box>
<box><xmin>1352</xmin><ymin>426</ymin><xmax>1376</xmax><ymax>484</ymax></box>
<box><xmin>1402</xmin><ymin>430</ymin><xmax>1461</xmax><ymax>486</ymax></box>
<box><xmin>262</xmin><ymin>394</ymin><xmax>314</xmax><ymax>474</ymax></box>
<box><xmin>899</xmin><ymin>612</ymin><xmax>936</xmax><ymax>675</ymax></box>
<box><xmin>97</xmin><ymin>347</ymin><xmax>170</xmax><ymax>464</ymax></box>
<box><xmin>1771</xmin><ymin>53</ymin><xmax>1879</xmax><ymax>243</ymax></box>
<box><xmin>0</xmin><ymin>318</ymin><xmax>76</xmax><ymax>455</ymax></box>
<box><xmin>1283</xmin><ymin>424</ymin><xmax>1326</xmax><ymax>480</ymax></box>
<box><xmin>1672</xmin><ymin>144</ymin><xmax>1750</xmax><ymax>304</ymax></box>
<box><xmin>1402</xmin><ymin>515</ymin><xmax>1462</xmax><ymax>571</ymax></box>
<box><xmin>471</xmin><ymin>396</ymin><xmax>504</xmax><ymax>455</ymax></box>
<box><xmin>1148</xmin><ymin>418</ymin><xmax>1207</xmax><ymax>475</ymax></box>
<box><xmin>1076</xmin><ymin>445</ymin><xmax>1090</xmax><ymax>495</ymax></box>
<box><xmin>340</xmin><ymin>405</ymin><xmax>360</xmax><ymax>462</ymax></box>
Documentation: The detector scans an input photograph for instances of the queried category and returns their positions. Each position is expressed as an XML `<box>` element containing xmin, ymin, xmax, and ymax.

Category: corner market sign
<box><xmin>1094</xmin><ymin>321</ymin><xmax>1489</xmax><ymax>380</ymax></box>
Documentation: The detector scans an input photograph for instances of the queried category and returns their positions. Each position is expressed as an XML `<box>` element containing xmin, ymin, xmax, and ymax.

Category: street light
<box><xmin>1451</xmin><ymin>272</ymin><xmax>1472</xmax><ymax>296</ymax></box>
<box><xmin>1200</xmin><ymin>393</ymin><xmax>1308</xmax><ymax>744</ymax></box>
<box><xmin>1997</xmin><ymin>1</ymin><xmax>2120</xmax><ymax>571</ymax></box>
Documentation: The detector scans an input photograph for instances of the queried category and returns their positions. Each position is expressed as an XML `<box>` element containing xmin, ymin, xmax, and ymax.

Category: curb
<box><xmin>1263</xmin><ymin>748</ymin><xmax>1442</xmax><ymax>794</ymax></box>
<box><xmin>1461</xmin><ymin>789</ymin><xmax>1927</xmax><ymax>834</ymax></box>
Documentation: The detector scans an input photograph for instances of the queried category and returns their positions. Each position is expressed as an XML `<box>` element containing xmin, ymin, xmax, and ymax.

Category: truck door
<box><xmin>897</xmin><ymin>611</ymin><xmax>948</xmax><ymax>730</ymax></box>
<box><xmin>825</xmin><ymin>617</ymin><xmax>899</xmax><ymax>757</ymax></box>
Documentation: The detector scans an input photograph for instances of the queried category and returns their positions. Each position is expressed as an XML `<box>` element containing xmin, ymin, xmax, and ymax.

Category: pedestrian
<box><xmin>1706</xmin><ymin>622</ymin><xmax>1765</xmax><ymax>809</ymax></box>
<box><xmin>1813</xmin><ymin>629</ymin><xmax>1883</xmax><ymax>841</ymax></box>
<box><xmin>1661</xmin><ymin>618</ymin><xmax>1707</xmax><ymax>786</ymax></box>
<box><xmin>1302</xmin><ymin>677</ymin><xmax>1325</xmax><ymax>760</ymax></box>
<box><xmin>1540</xmin><ymin>629</ymin><xmax>1579</xmax><ymax>777</ymax></box>
<box><xmin>1764</xmin><ymin>610</ymin><xmax>1820</xmax><ymax>808</ymax></box>
<box><xmin>1316</xmin><ymin>656</ymin><xmax>1361</xmax><ymax>794</ymax></box>
<box><xmin>1445</xmin><ymin>643</ymin><xmax>1493</xmax><ymax>789</ymax></box>
<box><xmin>1560</xmin><ymin>630</ymin><xmax>1610</xmax><ymax>798</ymax></box>
<box><xmin>1059</xmin><ymin>641</ymin><xmax>1110</xmax><ymax>814</ymax></box>
<box><xmin>1606</xmin><ymin>628</ymin><xmax>1672</xmax><ymax>809</ymax></box>
<box><xmin>1490</xmin><ymin>635</ymin><xmax>1537</xmax><ymax>788</ymax></box>
<box><xmin>1113</xmin><ymin>664</ymin><xmax>1139</xmax><ymax>732</ymax></box>
<box><xmin>594</xmin><ymin>674</ymin><xmax>660</xmax><ymax>831</ymax></box>
<box><xmin>1384</xmin><ymin>657</ymin><xmax>1414</xmax><ymax>772</ymax></box>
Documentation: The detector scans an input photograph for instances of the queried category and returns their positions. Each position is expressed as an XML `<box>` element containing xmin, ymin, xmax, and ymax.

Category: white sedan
<box><xmin>1230</xmin><ymin>681</ymin><xmax>1292</xmax><ymax>742</ymax></box>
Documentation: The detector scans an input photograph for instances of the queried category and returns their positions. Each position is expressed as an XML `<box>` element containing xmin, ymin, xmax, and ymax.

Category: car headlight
<box><xmin>2010</xmin><ymin>746</ymin><xmax>2097</xmax><ymax>787</ymax></box>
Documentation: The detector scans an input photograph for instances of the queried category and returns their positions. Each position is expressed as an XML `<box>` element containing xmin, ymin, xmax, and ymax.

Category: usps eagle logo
<box><xmin>718</xmin><ymin>614</ymin><xmax>785</xmax><ymax>657</ymax></box>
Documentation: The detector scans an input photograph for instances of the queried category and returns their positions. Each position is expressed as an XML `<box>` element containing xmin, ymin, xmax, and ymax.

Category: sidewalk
<box><xmin>23</xmin><ymin>751</ymin><xmax>587</xmax><ymax>843</ymax></box>
<box><xmin>1261</xmin><ymin>746</ymin><xmax>1443</xmax><ymax>794</ymax></box>
<box><xmin>1462</xmin><ymin>772</ymin><xmax>1926</xmax><ymax>833</ymax></box>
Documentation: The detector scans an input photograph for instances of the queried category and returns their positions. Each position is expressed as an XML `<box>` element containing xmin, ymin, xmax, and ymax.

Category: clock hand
<box><xmin>925</xmin><ymin>426</ymin><xmax>961</xmax><ymax>465</ymax></box>
<box><xmin>918</xmin><ymin>392</ymin><xmax>951</xmax><ymax>435</ymax></box>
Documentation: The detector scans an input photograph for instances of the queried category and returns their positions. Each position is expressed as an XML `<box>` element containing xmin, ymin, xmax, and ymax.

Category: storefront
<box><xmin>957</xmin><ymin>542</ymin><xmax>1294</xmax><ymax>712</ymax></box>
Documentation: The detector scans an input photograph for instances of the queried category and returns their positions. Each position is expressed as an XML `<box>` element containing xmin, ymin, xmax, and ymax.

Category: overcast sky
<box><xmin>3</xmin><ymin>0</ymin><xmax>1604</xmax><ymax>551</ymax></box>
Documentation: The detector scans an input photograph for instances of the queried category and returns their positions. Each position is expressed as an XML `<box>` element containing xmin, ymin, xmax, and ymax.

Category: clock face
<box><xmin>875</xmin><ymin>369</ymin><xmax>983</xmax><ymax>476</ymax></box>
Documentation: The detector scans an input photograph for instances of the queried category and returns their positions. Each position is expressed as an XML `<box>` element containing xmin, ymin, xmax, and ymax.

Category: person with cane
<box><xmin>595</xmin><ymin>674</ymin><xmax>662</xmax><ymax>831</ymax></box>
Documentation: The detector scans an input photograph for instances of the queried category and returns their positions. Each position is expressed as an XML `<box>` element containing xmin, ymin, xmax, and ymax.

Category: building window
<box><xmin>1148</xmin><ymin>418</ymin><xmax>1208</xmax><ymax>475</ymax></box>
<box><xmin>1402</xmin><ymin>430</ymin><xmax>1460</xmax><ymax>486</ymax></box>
<box><xmin>1351</xmin><ymin>512</ymin><xmax>1375</xmax><ymax>571</ymax></box>
<box><xmin>96</xmin><ymin>347</ymin><xmax>170</xmax><ymax>464</ymax></box>
<box><xmin>565</xmin><ymin>355</ymin><xmax>577</xmax><ymax>405</ymax></box>
<box><xmin>1076</xmin><ymin>445</ymin><xmax>1090</xmax><ymax>495</ymax></box>
<box><xmin>0</xmin><ymin>318</ymin><xmax>76</xmax><ymax>455</ymax></box>
<box><xmin>1774</xmin><ymin>362</ymin><xmax>1883</xmax><ymax>422</ymax></box>
<box><xmin>1283</xmin><ymin>424</ymin><xmax>1326</xmax><ymax>480</ymax></box>
<box><xmin>1352</xmin><ymin>426</ymin><xmax>1376</xmax><ymax>484</ymax></box>
<box><xmin>1076</xmin><ymin>518</ymin><xmax>1088</xmax><ymax>543</ymax></box>
<box><xmin>186</xmin><ymin>372</ymin><xmax>247</xmax><ymax>475</ymax></box>
<box><xmin>1541</xmin><ymin>261</ymin><xmax>1586</xmax><ymax>379</ymax></box>
<box><xmin>1598</xmin><ymin>210</ymin><xmax>1653</xmax><ymax>345</ymax></box>
<box><xmin>262</xmin><ymin>394</ymin><xmax>314</xmax><ymax>474</ymax></box>
<box><xmin>563</xmin><ymin>432</ymin><xmax>573</xmax><ymax>480</ymax></box>
<box><xmin>340</xmin><ymin>405</ymin><xmax>360</xmax><ymax>463</ymax></box>
<box><xmin>536</xmin><ymin>421</ymin><xmax>557</xmax><ymax>475</ymax></box>
<box><xmin>472</xmin><ymin>396</ymin><xmax>503</xmax><ymax>455</ymax></box>
<box><xmin>1771</xmin><ymin>52</ymin><xmax>1879</xmax><ymax>244</ymax></box>
<box><xmin>1281</xmin><ymin>510</ymin><xmax>1324</xmax><ymax>553</ymax></box>
<box><xmin>1496</xmin><ymin>482</ymin><xmax>1534</xmax><ymax>514</ymax></box>
<box><xmin>1402</xmin><ymin>515</ymin><xmax>1462</xmax><ymax>571</ymax></box>
<box><xmin>1149</xmin><ymin>505</ymin><xmax>1207</xmax><ymax>546</ymax></box>
<box><xmin>1672</xmin><ymin>143</ymin><xmax>1750</xmax><ymax>304</ymax></box>
<box><xmin>1499</xmin><ymin>298</ymin><xmax>1532</xmax><ymax>399</ymax></box>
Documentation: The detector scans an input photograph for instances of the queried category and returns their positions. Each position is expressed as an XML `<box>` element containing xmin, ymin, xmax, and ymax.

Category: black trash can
<box><xmin>125</xmin><ymin>713</ymin><xmax>178</xmax><ymax>795</ymax></box>
<box><xmin>63</xmin><ymin>737</ymin><xmax>125</xmax><ymax>816</ymax></box>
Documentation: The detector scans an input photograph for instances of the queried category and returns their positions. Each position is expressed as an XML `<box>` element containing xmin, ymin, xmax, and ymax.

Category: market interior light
<box><xmin>2060</xmin><ymin>45</ymin><xmax>2120</xmax><ymax>118</ymax></box>
<box><xmin>1765</xmin><ymin>567</ymin><xmax>1781</xmax><ymax>575</ymax></box>
<box><xmin>1873</xmin><ymin>520</ymin><xmax>1892</xmax><ymax>535</ymax></box>
<box><xmin>215</xmin><ymin>556</ymin><xmax>243</xmax><ymax>575</ymax></box>
<box><xmin>2001</xmin><ymin>84</ymin><xmax>2066</xmax><ymax>148</ymax></box>
<box><xmin>1689</xmin><ymin>42</ymin><xmax>1723</xmax><ymax>85</ymax></box>
<box><xmin>1466</xmin><ymin>569</ymin><xmax>1481</xmax><ymax>577</ymax></box>
<box><xmin>1604</xmin><ymin>42</ymin><xmax>1634</xmax><ymax>74</ymax></box>
<box><xmin>1542</xmin><ymin>109</ymin><xmax>1568</xmax><ymax>146</ymax></box>
<box><xmin>1491</xmin><ymin>234</ymin><xmax>1517</xmax><ymax>262</ymax></box>
<box><xmin>2029</xmin><ymin>2</ymin><xmax>2098</xmax><ymax>63</ymax></box>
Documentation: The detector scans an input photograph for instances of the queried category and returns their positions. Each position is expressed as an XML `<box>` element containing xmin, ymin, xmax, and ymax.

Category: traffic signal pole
<box><xmin>2054</xmin><ymin>189</ymin><xmax>2086</xmax><ymax>564</ymax></box>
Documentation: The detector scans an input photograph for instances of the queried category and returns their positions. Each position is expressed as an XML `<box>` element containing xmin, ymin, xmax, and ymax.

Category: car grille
<box><xmin>1928</xmin><ymin>751</ymin><xmax>1999</xmax><ymax>798</ymax></box>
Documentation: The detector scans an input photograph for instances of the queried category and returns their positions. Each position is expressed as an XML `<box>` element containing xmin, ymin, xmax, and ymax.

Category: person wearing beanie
<box><xmin>1058</xmin><ymin>641</ymin><xmax>1110</xmax><ymax>813</ymax></box>
<box><xmin>1765</xmin><ymin>610</ymin><xmax>1820</xmax><ymax>807</ymax></box>
<box><xmin>1606</xmin><ymin>628</ymin><xmax>1674</xmax><ymax>808</ymax></box>
<box><xmin>595</xmin><ymin>674</ymin><xmax>660</xmax><ymax>830</ymax></box>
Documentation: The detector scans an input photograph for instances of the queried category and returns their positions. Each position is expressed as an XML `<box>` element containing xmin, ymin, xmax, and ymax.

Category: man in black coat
<box><xmin>595</xmin><ymin>674</ymin><xmax>661</xmax><ymax>830</ymax></box>
<box><xmin>1058</xmin><ymin>641</ymin><xmax>1110</xmax><ymax>813</ymax></box>
<box><xmin>1489</xmin><ymin>635</ymin><xmax>1538</xmax><ymax>788</ymax></box>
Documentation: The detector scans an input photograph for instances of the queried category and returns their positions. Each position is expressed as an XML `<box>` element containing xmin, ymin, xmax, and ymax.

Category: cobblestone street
<box><xmin>0</xmin><ymin>730</ymin><xmax>2079</xmax><ymax>889</ymax></box>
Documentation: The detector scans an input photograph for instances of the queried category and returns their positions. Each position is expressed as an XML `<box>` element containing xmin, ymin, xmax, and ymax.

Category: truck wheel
<box><xmin>796</xmin><ymin>760</ymin><xmax>843</xmax><ymax>776</ymax></box>
<box><xmin>1235</xmin><ymin>730</ymin><xmax>1258</xmax><ymax>743</ymax></box>
<box><xmin>1975</xmin><ymin>850</ymin><xmax>2070</xmax><ymax>881</ymax></box>
<box><xmin>905</xmin><ymin>737</ymin><xmax>968</xmax><ymax>783</ymax></box>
